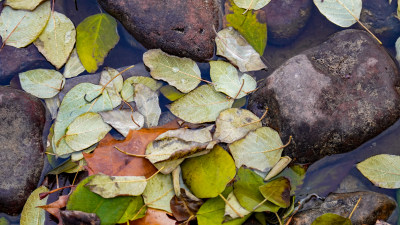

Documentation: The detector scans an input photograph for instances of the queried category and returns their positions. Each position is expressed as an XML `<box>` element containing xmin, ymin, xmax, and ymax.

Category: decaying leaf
<box><xmin>258</xmin><ymin>177</ymin><xmax>291</xmax><ymax>208</ymax></box>
<box><xmin>224</xmin><ymin>192</ymin><xmax>251</xmax><ymax>219</ymax></box>
<box><xmin>233</xmin><ymin>0</ymin><xmax>271</xmax><ymax>10</ymax></box>
<box><xmin>142</xmin><ymin>173</ymin><xmax>175</xmax><ymax>213</ymax></box>
<box><xmin>134</xmin><ymin>83</ymin><xmax>161</xmax><ymax>128</ymax></box>
<box><xmin>99</xmin><ymin>67</ymin><xmax>123</xmax><ymax>108</ymax></box>
<box><xmin>311</xmin><ymin>213</ymin><xmax>352</xmax><ymax>225</ymax></box>
<box><xmin>63</xmin><ymin>48</ymin><xmax>86</xmax><ymax>78</ymax></box>
<box><xmin>274</xmin><ymin>164</ymin><xmax>307</xmax><ymax>195</ymax></box>
<box><xmin>5</xmin><ymin>0</ymin><xmax>46</xmax><ymax>10</ymax></box>
<box><xmin>171</xmin><ymin>189</ymin><xmax>203</xmax><ymax>222</ymax></box>
<box><xmin>313</xmin><ymin>0</ymin><xmax>362</xmax><ymax>27</ymax></box>
<box><xmin>60</xmin><ymin>210</ymin><xmax>101</xmax><ymax>225</ymax></box>
<box><xmin>38</xmin><ymin>195</ymin><xmax>69</xmax><ymax>224</ymax></box>
<box><xmin>215</xmin><ymin>27</ymin><xmax>266</xmax><ymax>72</ymax></box>
<box><xmin>143</xmin><ymin>49</ymin><xmax>201</xmax><ymax>93</ymax></box>
<box><xmin>20</xmin><ymin>186</ymin><xmax>49</xmax><ymax>225</ymax></box>
<box><xmin>19</xmin><ymin>69</ymin><xmax>65</xmax><ymax>99</ymax></box>
<box><xmin>120</xmin><ymin>76</ymin><xmax>163</xmax><ymax>102</ymax></box>
<box><xmin>100</xmin><ymin>110</ymin><xmax>144</xmax><ymax>137</ymax></box>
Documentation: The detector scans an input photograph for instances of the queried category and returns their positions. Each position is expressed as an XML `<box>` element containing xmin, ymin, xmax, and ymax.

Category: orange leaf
<box><xmin>38</xmin><ymin>195</ymin><xmax>69</xmax><ymax>225</ymax></box>
<box><xmin>129</xmin><ymin>208</ymin><xmax>177</xmax><ymax>225</ymax></box>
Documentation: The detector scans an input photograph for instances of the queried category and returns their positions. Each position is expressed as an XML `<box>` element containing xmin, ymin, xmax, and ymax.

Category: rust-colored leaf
<box><xmin>170</xmin><ymin>189</ymin><xmax>203</xmax><ymax>222</ymax></box>
<box><xmin>129</xmin><ymin>208</ymin><xmax>177</xmax><ymax>225</ymax></box>
<box><xmin>38</xmin><ymin>195</ymin><xmax>69</xmax><ymax>225</ymax></box>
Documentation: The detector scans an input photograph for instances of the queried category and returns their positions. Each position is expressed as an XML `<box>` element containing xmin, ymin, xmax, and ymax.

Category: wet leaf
<box><xmin>63</xmin><ymin>48</ymin><xmax>85</xmax><ymax>78</ymax></box>
<box><xmin>134</xmin><ymin>83</ymin><xmax>161</xmax><ymax>128</ymax></box>
<box><xmin>216</xmin><ymin>27</ymin><xmax>266</xmax><ymax>72</ymax></box>
<box><xmin>76</xmin><ymin>13</ymin><xmax>119</xmax><ymax>73</ymax></box>
<box><xmin>170</xmin><ymin>85</ymin><xmax>233</xmax><ymax>123</ymax></box>
<box><xmin>225</xmin><ymin>0</ymin><xmax>267</xmax><ymax>55</ymax></box>
<box><xmin>120</xmin><ymin>76</ymin><xmax>163</xmax><ymax>102</ymax></box>
<box><xmin>19</xmin><ymin>69</ymin><xmax>65</xmax><ymax>99</ymax></box>
<box><xmin>143</xmin><ymin>49</ymin><xmax>201</xmax><ymax>93</ymax></box>
<box><xmin>100</xmin><ymin>67</ymin><xmax>123</xmax><ymax>108</ymax></box>
<box><xmin>233</xmin><ymin>0</ymin><xmax>271</xmax><ymax>10</ymax></box>
<box><xmin>210</xmin><ymin>61</ymin><xmax>257</xmax><ymax>99</ymax></box>
<box><xmin>181</xmin><ymin>145</ymin><xmax>236</xmax><ymax>198</ymax></box>
<box><xmin>171</xmin><ymin>189</ymin><xmax>203</xmax><ymax>222</ymax></box>
<box><xmin>160</xmin><ymin>85</ymin><xmax>185</xmax><ymax>101</ymax></box>
<box><xmin>0</xmin><ymin>1</ymin><xmax>50</xmax><ymax>48</ymax></box>
<box><xmin>34</xmin><ymin>11</ymin><xmax>76</xmax><ymax>69</ymax></box>
<box><xmin>356</xmin><ymin>154</ymin><xmax>400</xmax><ymax>189</ymax></box>
<box><xmin>45</xmin><ymin>95</ymin><xmax>60</xmax><ymax>120</ymax></box>
<box><xmin>311</xmin><ymin>213</ymin><xmax>352</xmax><ymax>225</ymax></box>
<box><xmin>229</xmin><ymin>127</ymin><xmax>284</xmax><ymax>172</ymax></box>
<box><xmin>60</xmin><ymin>210</ymin><xmax>101</xmax><ymax>225</ymax></box>
<box><xmin>234</xmin><ymin>167</ymin><xmax>280</xmax><ymax>212</ymax></box>
<box><xmin>259</xmin><ymin>177</ymin><xmax>291</xmax><ymax>208</ymax></box>
<box><xmin>20</xmin><ymin>186</ymin><xmax>49</xmax><ymax>225</ymax></box>
<box><xmin>225</xmin><ymin>192</ymin><xmax>251</xmax><ymax>219</ymax></box>
<box><xmin>5</xmin><ymin>0</ymin><xmax>45</xmax><ymax>10</ymax></box>
<box><xmin>0</xmin><ymin>217</ymin><xmax>9</xmax><ymax>225</ymax></box>
<box><xmin>264</xmin><ymin>156</ymin><xmax>292</xmax><ymax>181</ymax></box>
<box><xmin>65</xmin><ymin>112</ymin><xmax>111</xmax><ymax>151</ymax></box>
<box><xmin>38</xmin><ymin>195</ymin><xmax>69</xmax><ymax>223</ymax></box>
<box><xmin>100</xmin><ymin>110</ymin><xmax>144</xmax><ymax>137</ymax></box>
<box><xmin>67</xmin><ymin>176</ymin><xmax>146</xmax><ymax>224</ymax></box>
<box><xmin>214</xmin><ymin>108</ymin><xmax>261</xmax><ymax>144</ymax></box>
<box><xmin>314</xmin><ymin>0</ymin><xmax>362</xmax><ymax>27</ymax></box>
<box><xmin>274</xmin><ymin>164</ymin><xmax>307</xmax><ymax>195</ymax></box>
<box><xmin>142</xmin><ymin>173</ymin><xmax>175</xmax><ymax>213</ymax></box>
<box><xmin>129</xmin><ymin>208</ymin><xmax>177</xmax><ymax>225</ymax></box>
<box><xmin>86</xmin><ymin>174</ymin><xmax>147</xmax><ymax>198</ymax></box>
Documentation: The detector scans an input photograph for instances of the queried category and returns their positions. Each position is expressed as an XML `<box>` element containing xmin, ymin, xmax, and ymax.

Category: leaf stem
<box><xmin>219</xmin><ymin>193</ymin><xmax>244</xmax><ymax>218</ymax></box>
<box><xmin>239</xmin><ymin>106</ymin><xmax>268</xmax><ymax>127</ymax></box>
<box><xmin>348</xmin><ymin>197</ymin><xmax>362</xmax><ymax>219</ymax></box>
<box><xmin>252</xmin><ymin>136</ymin><xmax>292</xmax><ymax>154</ymax></box>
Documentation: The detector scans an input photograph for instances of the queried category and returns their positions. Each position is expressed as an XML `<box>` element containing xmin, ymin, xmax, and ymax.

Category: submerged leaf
<box><xmin>259</xmin><ymin>177</ymin><xmax>291</xmax><ymax>208</ymax></box>
<box><xmin>86</xmin><ymin>174</ymin><xmax>147</xmax><ymax>198</ymax></box>
<box><xmin>121</xmin><ymin>76</ymin><xmax>163</xmax><ymax>102</ymax></box>
<box><xmin>19</xmin><ymin>69</ymin><xmax>65</xmax><ymax>98</ymax></box>
<box><xmin>100</xmin><ymin>67</ymin><xmax>123</xmax><ymax>108</ymax></box>
<box><xmin>311</xmin><ymin>213</ymin><xmax>352</xmax><ymax>225</ymax></box>
<box><xmin>142</xmin><ymin>173</ymin><xmax>175</xmax><ymax>213</ymax></box>
<box><xmin>233</xmin><ymin>0</ymin><xmax>271</xmax><ymax>10</ymax></box>
<box><xmin>134</xmin><ymin>83</ymin><xmax>161</xmax><ymax>128</ymax></box>
<box><xmin>313</xmin><ymin>0</ymin><xmax>362</xmax><ymax>27</ymax></box>
<box><xmin>225</xmin><ymin>192</ymin><xmax>251</xmax><ymax>219</ymax></box>
<box><xmin>0</xmin><ymin>218</ymin><xmax>9</xmax><ymax>225</ymax></box>
<box><xmin>5</xmin><ymin>0</ymin><xmax>45</xmax><ymax>10</ymax></box>
<box><xmin>100</xmin><ymin>110</ymin><xmax>144</xmax><ymax>137</ymax></box>
<box><xmin>63</xmin><ymin>48</ymin><xmax>86</xmax><ymax>78</ymax></box>
<box><xmin>20</xmin><ymin>186</ymin><xmax>49</xmax><ymax>225</ymax></box>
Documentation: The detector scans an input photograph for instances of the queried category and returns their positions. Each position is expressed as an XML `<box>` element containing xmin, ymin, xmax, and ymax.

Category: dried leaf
<box><xmin>171</xmin><ymin>189</ymin><xmax>203</xmax><ymax>222</ymax></box>
<box><xmin>38</xmin><ymin>195</ymin><xmax>69</xmax><ymax>224</ymax></box>
<box><xmin>129</xmin><ymin>208</ymin><xmax>177</xmax><ymax>225</ymax></box>
<box><xmin>259</xmin><ymin>177</ymin><xmax>291</xmax><ymax>208</ymax></box>
<box><xmin>19</xmin><ymin>69</ymin><xmax>65</xmax><ymax>98</ymax></box>
<box><xmin>134</xmin><ymin>83</ymin><xmax>161</xmax><ymax>128</ymax></box>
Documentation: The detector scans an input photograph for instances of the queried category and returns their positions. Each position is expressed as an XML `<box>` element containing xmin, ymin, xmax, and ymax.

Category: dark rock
<box><xmin>263</xmin><ymin>0</ymin><xmax>313</xmax><ymax>46</ymax></box>
<box><xmin>359</xmin><ymin>0</ymin><xmax>400</xmax><ymax>46</ymax></box>
<box><xmin>248</xmin><ymin>29</ymin><xmax>400</xmax><ymax>163</ymax></box>
<box><xmin>0</xmin><ymin>86</ymin><xmax>45</xmax><ymax>215</ymax></box>
<box><xmin>290</xmin><ymin>191</ymin><xmax>397</xmax><ymax>225</ymax></box>
<box><xmin>97</xmin><ymin>0</ymin><xmax>220</xmax><ymax>61</ymax></box>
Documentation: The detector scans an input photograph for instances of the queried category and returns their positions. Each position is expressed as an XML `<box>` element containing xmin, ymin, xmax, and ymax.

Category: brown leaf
<box><xmin>60</xmin><ymin>210</ymin><xmax>100</xmax><ymax>225</ymax></box>
<box><xmin>129</xmin><ymin>208</ymin><xmax>177</xmax><ymax>225</ymax></box>
<box><xmin>38</xmin><ymin>195</ymin><xmax>69</xmax><ymax>225</ymax></box>
<box><xmin>170</xmin><ymin>189</ymin><xmax>203</xmax><ymax>222</ymax></box>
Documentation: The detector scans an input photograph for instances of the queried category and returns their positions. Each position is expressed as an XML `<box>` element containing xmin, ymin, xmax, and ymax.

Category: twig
<box><xmin>348</xmin><ymin>197</ymin><xmax>362</xmax><ymax>219</ymax></box>
<box><xmin>252</xmin><ymin>136</ymin><xmax>292</xmax><ymax>154</ymax></box>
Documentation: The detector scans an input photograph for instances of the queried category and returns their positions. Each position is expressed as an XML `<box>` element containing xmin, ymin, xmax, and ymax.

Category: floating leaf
<box><xmin>275</xmin><ymin>164</ymin><xmax>307</xmax><ymax>195</ymax></box>
<box><xmin>311</xmin><ymin>213</ymin><xmax>352</xmax><ymax>225</ymax></box>
<box><xmin>225</xmin><ymin>0</ymin><xmax>267</xmax><ymax>55</ymax></box>
<box><xmin>313</xmin><ymin>0</ymin><xmax>362</xmax><ymax>27</ymax></box>
<box><xmin>63</xmin><ymin>48</ymin><xmax>86</xmax><ymax>78</ymax></box>
<box><xmin>86</xmin><ymin>174</ymin><xmax>147</xmax><ymax>198</ymax></box>
<box><xmin>160</xmin><ymin>85</ymin><xmax>185</xmax><ymax>101</ymax></box>
<box><xmin>142</xmin><ymin>173</ymin><xmax>175</xmax><ymax>213</ymax></box>
<box><xmin>5</xmin><ymin>0</ymin><xmax>45</xmax><ymax>10</ymax></box>
<box><xmin>216</xmin><ymin>27</ymin><xmax>266</xmax><ymax>72</ymax></box>
<box><xmin>225</xmin><ymin>192</ymin><xmax>251</xmax><ymax>219</ymax></box>
<box><xmin>45</xmin><ymin>95</ymin><xmax>60</xmax><ymax>119</ymax></box>
<box><xmin>65</xmin><ymin>112</ymin><xmax>111</xmax><ymax>151</ymax></box>
<box><xmin>134</xmin><ymin>83</ymin><xmax>161</xmax><ymax>128</ymax></box>
<box><xmin>60</xmin><ymin>211</ymin><xmax>101</xmax><ymax>225</ymax></box>
<box><xmin>20</xmin><ymin>186</ymin><xmax>49</xmax><ymax>225</ymax></box>
<box><xmin>229</xmin><ymin>127</ymin><xmax>284</xmax><ymax>172</ymax></box>
<box><xmin>34</xmin><ymin>11</ymin><xmax>76</xmax><ymax>69</ymax></box>
<box><xmin>143</xmin><ymin>49</ymin><xmax>201</xmax><ymax>93</ymax></box>
<box><xmin>19</xmin><ymin>69</ymin><xmax>65</xmax><ymax>98</ymax></box>
<box><xmin>171</xmin><ymin>189</ymin><xmax>203</xmax><ymax>222</ymax></box>
<box><xmin>214</xmin><ymin>108</ymin><xmax>261</xmax><ymax>143</ymax></box>
<box><xmin>76</xmin><ymin>13</ymin><xmax>119</xmax><ymax>73</ymax></box>
<box><xmin>233</xmin><ymin>0</ymin><xmax>271</xmax><ymax>10</ymax></box>
<box><xmin>181</xmin><ymin>145</ymin><xmax>236</xmax><ymax>198</ymax></box>
<box><xmin>170</xmin><ymin>85</ymin><xmax>233</xmax><ymax>123</ymax></box>
<box><xmin>120</xmin><ymin>76</ymin><xmax>163</xmax><ymax>102</ymax></box>
<box><xmin>234</xmin><ymin>167</ymin><xmax>280</xmax><ymax>212</ymax></box>
<box><xmin>100</xmin><ymin>110</ymin><xmax>144</xmax><ymax>137</ymax></box>
<box><xmin>356</xmin><ymin>154</ymin><xmax>400</xmax><ymax>189</ymax></box>
<box><xmin>0</xmin><ymin>1</ymin><xmax>50</xmax><ymax>48</ymax></box>
<box><xmin>100</xmin><ymin>67</ymin><xmax>123</xmax><ymax>108</ymax></box>
<box><xmin>67</xmin><ymin>176</ymin><xmax>146</xmax><ymax>224</ymax></box>
<box><xmin>259</xmin><ymin>177</ymin><xmax>291</xmax><ymax>208</ymax></box>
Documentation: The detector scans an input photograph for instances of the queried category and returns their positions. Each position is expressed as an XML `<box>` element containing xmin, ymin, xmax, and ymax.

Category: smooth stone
<box><xmin>97</xmin><ymin>0</ymin><xmax>220</xmax><ymax>61</ymax></box>
<box><xmin>290</xmin><ymin>191</ymin><xmax>397</xmax><ymax>225</ymax></box>
<box><xmin>0</xmin><ymin>86</ymin><xmax>45</xmax><ymax>215</ymax></box>
<box><xmin>248</xmin><ymin>29</ymin><xmax>400</xmax><ymax>163</ymax></box>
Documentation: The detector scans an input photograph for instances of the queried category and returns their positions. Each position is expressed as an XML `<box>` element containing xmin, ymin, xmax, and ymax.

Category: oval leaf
<box><xmin>233</xmin><ymin>0</ymin><xmax>271</xmax><ymax>10</ymax></box>
<box><xmin>63</xmin><ymin>48</ymin><xmax>86</xmax><ymax>78</ymax></box>
<box><xmin>313</xmin><ymin>0</ymin><xmax>362</xmax><ymax>27</ymax></box>
<box><xmin>100</xmin><ymin>67</ymin><xmax>123</xmax><ymax>108</ymax></box>
<box><xmin>19</xmin><ymin>69</ymin><xmax>65</xmax><ymax>98</ymax></box>
<box><xmin>311</xmin><ymin>213</ymin><xmax>352</xmax><ymax>225</ymax></box>
<box><xmin>121</xmin><ymin>76</ymin><xmax>163</xmax><ymax>102</ymax></box>
<box><xmin>20</xmin><ymin>186</ymin><xmax>49</xmax><ymax>225</ymax></box>
<box><xmin>258</xmin><ymin>177</ymin><xmax>291</xmax><ymax>208</ymax></box>
<box><xmin>134</xmin><ymin>83</ymin><xmax>161</xmax><ymax>128</ymax></box>
<box><xmin>100</xmin><ymin>110</ymin><xmax>144</xmax><ymax>137</ymax></box>
<box><xmin>5</xmin><ymin>0</ymin><xmax>46</xmax><ymax>10</ymax></box>
<box><xmin>142</xmin><ymin>173</ymin><xmax>175</xmax><ymax>213</ymax></box>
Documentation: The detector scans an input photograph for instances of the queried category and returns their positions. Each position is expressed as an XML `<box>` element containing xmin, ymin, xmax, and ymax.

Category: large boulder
<box><xmin>0</xmin><ymin>86</ymin><xmax>46</xmax><ymax>215</ymax></box>
<box><xmin>97</xmin><ymin>0</ymin><xmax>220</xmax><ymax>61</ymax></box>
<box><xmin>248</xmin><ymin>29</ymin><xmax>400</xmax><ymax>163</ymax></box>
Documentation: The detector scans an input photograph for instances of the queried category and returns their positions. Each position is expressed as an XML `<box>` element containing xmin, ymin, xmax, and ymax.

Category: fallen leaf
<box><xmin>19</xmin><ymin>69</ymin><xmax>65</xmax><ymax>98</ymax></box>
<box><xmin>171</xmin><ymin>189</ymin><xmax>203</xmax><ymax>222</ymax></box>
<box><xmin>134</xmin><ymin>83</ymin><xmax>161</xmax><ymax>128</ymax></box>
<box><xmin>233</xmin><ymin>0</ymin><xmax>271</xmax><ymax>10</ymax></box>
<box><xmin>311</xmin><ymin>213</ymin><xmax>352</xmax><ymax>225</ymax></box>
<box><xmin>313</xmin><ymin>0</ymin><xmax>362</xmax><ymax>27</ymax></box>
<box><xmin>259</xmin><ymin>177</ymin><xmax>291</xmax><ymax>208</ymax></box>
<box><xmin>99</xmin><ymin>67</ymin><xmax>123</xmax><ymax>108</ymax></box>
<box><xmin>60</xmin><ymin>210</ymin><xmax>101</xmax><ymax>225</ymax></box>
<box><xmin>100</xmin><ymin>110</ymin><xmax>144</xmax><ymax>137</ymax></box>
<box><xmin>38</xmin><ymin>195</ymin><xmax>69</xmax><ymax>224</ymax></box>
<box><xmin>5</xmin><ymin>0</ymin><xmax>46</xmax><ymax>10</ymax></box>
<box><xmin>129</xmin><ymin>208</ymin><xmax>176</xmax><ymax>225</ymax></box>
<box><xmin>63</xmin><ymin>48</ymin><xmax>85</xmax><ymax>78</ymax></box>
<box><xmin>395</xmin><ymin>37</ymin><xmax>400</xmax><ymax>64</ymax></box>
<box><xmin>160</xmin><ymin>85</ymin><xmax>185</xmax><ymax>102</ymax></box>
<box><xmin>0</xmin><ymin>217</ymin><xmax>9</xmax><ymax>225</ymax></box>
<box><xmin>142</xmin><ymin>173</ymin><xmax>175</xmax><ymax>213</ymax></box>
<box><xmin>120</xmin><ymin>76</ymin><xmax>163</xmax><ymax>102</ymax></box>
<box><xmin>20</xmin><ymin>186</ymin><xmax>49</xmax><ymax>225</ymax></box>
<box><xmin>86</xmin><ymin>174</ymin><xmax>147</xmax><ymax>198</ymax></box>
<box><xmin>45</xmin><ymin>95</ymin><xmax>60</xmax><ymax>120</ymax></box>
<box><xmin>274</xmin><ymin>164</ymin><xmax>307</xmax><ymax>195</ymax></box>
<box><xmin>225</xmin><ymin>192</ymin><xmax>251</xmax><ymax>219</ymax></box>
<box><xmin>264</xmin><ymin>156</ymin><xmax>292</xmax><ymax>181</ymax></box>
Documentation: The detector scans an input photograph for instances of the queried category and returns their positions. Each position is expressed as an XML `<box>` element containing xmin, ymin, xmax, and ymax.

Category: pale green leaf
<box><xmin>143</xmin><ymin>49</ymin><xmax>201</xmax><ymax>93</ymax></box>
<box><xmin>76</xmin><ymin>13</ymin><xmax>119</xmax><ymax>73</ymax></box>
<box><xmin>233</xmin><ymin>0</ymin><xmax>271</xmax><ymax>10</ymax></box>
<box><xmin>311</xmin><ymin>213</ymin><xmax>352</xmax><ymax>225</ymax></box>
<box><xmin>65</xmin><ymin>112</ymin><xmax>111</xmax><ymax>151</ymax></box>
<box><xmin>398</xmin><ymin>0</ymin><xmax>400</xmax><ymax>18</ymax></box>
<box><xmin>229</xmin><ymin>127</ymin><xmax>284</xmax><ymax>172</ymax></box>
<box><xmin>120</xmin><ymin>76</ymin><xmax>163</xmax><ymax>102</ymax></box>
<box><xmin>274</xmin><ymin>164</ymin><xmax>307</xmax><ymax>195</ymax></box>
<box><xmin>216</xmin><ymin>27</ymin><xmax>266</xmax><ymax>72</ymax></box>
<box><xmin>134</xmin><ymin>83</ymin><xmax>161</xmax><ymax>128</ymax></box>
<box><xmin>225</xmin><ymin>192</ymin><xmax>251</xmax><ymax>219</ymax></box>
<box><xmin>0</xmin><ymin>1</ymin><xmax>50</xmax><ymax>48</ymax></box>
<box><xmin>34</xmin><ymin>11</ymin><xmax>76</xmax><ymax>69</ymax></box>
<box><xmin>63</xmin><ymin>48</ymin><xmax>85</xmax><ymax>78</ymax></box>
<box><xmin>100</xmin><ymin>67</ymin><xmax>123</xmax><ymax>108</ymax></box>
<box><xmin>142</xmin><ymin>173</ymin><xmax>175</xmax><ymax>213</ymax></box>
<box><xmin>86</xmin><ymin>174</ymin><xmax>147</xmax><ymax>198</ymax></box>
<box><xmin>259</xmin><ymin>177</ymin><xmax>291</xmax><ymax>208</ymax></box>
<box><xmin>356</xmin><ymin>154</ymin><xmax>400</xmax><ymax>189</ymax></box>
<box><xmin>160</xmin><ymin>85</ymin><xmax>185</xmax><ymax>101</ymax></box>
<box><xmin>170</xmin><ymin>85</ymin><xmax>233</xmax><ymax>123</ymax></box>
<box><xmin>313</xmin><ymin>0</ymin><xmax>362</xmax><ymax>27</ymax></box>
<box><xmin>20</xmin><ymin>186</ymin><xmax>49</xmax><ymax>225</ymax></box>
<box><xmin>45</xmin><ymin>95</ymin><xmax>60</xmax><ymax>120</ymax></box>
<box><xmin>19</xmin><ymin>69</ymin><xmax>65</xmax><ymax>98</ymax></box>
<box><xmin>100</xmin><ymin>110</ymin><xmax>144</xmax><ymax>137</ymax></box>
<box><xmin>5</xmin><ymin>0</ymin><xmax>45</xmax><ymax>10</ymax></box>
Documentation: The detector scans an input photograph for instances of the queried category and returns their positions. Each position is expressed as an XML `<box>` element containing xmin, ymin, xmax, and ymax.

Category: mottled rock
<box><xmin>248</xmin><ymin>29</ymin><xmax>400</xmax><ymax>163</ymax></box>
<box><xmin>97</xmin><ymin>0</ymin><xmax>220</xmax><ymax>61</ymax></box>
<box><xmin>263</xmin><ymin>0</ymin><xmax>313</xmax><ymax>45</ymax></box>
<box><xmin>290</xmin><ymin>192</ymin><xmax>397</xmax><ymax>225</ymax></box>
<box><xmin>0</xmin><ymin>86</ymin><xmax>46</xmax><ymax>215</ymax></box>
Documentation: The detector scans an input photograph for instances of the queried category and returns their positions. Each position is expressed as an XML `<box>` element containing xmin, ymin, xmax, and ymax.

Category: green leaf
<box><xmin>233</xmin><ymin>0</ymin><xmax>271</xmax><ymax>10</ymax></box>
<box><xmin>67</xmin><ymin>176</ymin><xmax>146</xmax><ymax>225</ymax></box>
<box><xmin>34</xmin><ymin>11</ymin><xmax>76</xmax><ymax>69</ymax></box>
<box><xmin>134</xmin><ymin>83</ymin><xmax>161</xmax><ymax>128</ymax></box>
<box><xmin>225</xmin><ymin>192</ymin><xmax>251</xmax><ymax>219</ymax></box>
<box><xmin>0</xmin><ymin>217</ymin><xmax>9</xmax><ymax>225</ymax></box>
<box><xmin>313</xmin><ymin>0</ymin><xmax>362</xmax><ymax>27</ymax></box>
<box><xmin>142</xmin><ymin>173</ymin><xmax>175</xmax><ymax>213</ymax></box>
<box><xmin>160</xmin><ymin>85</ymin><xmax>185</xmax><ymax>101</ymax></box>
<box><xmin>76</xmin><ymin>13</ymin><xmax>119</xmax><ymax>73</ymax></box>
<box><xmin>19</xmin><ymin>69</ymin><xmax>65</xmax><ymax>98</ymax></box>
<box><xmin>85</xmin><ymin>174</ymin><xmax>147</xmax><ymax>198</ymax></box>
<box><xmin>356</xmin><ymin>154</ymin><xmax>400</xmax><ymax>189</ymax></box>
<box><xmin>181</xmin><ymin>145</ymin><xmax>236</xmax><ymax>198</ymax></box>
<box><xmin>259</xmin><ymin>177</ymin><xmax>291</xmax><ymax>208</ymax></box>
<box><xmin>5</xmin><ymin>0</ymin><xmax>45</xmax><ymax>10</ymax></box>
<box><xmin>63</xmin><ymin>48</ymin><xmax>86</xmax><ymax>78</ymax></box>
<box><xmin>0</xmin><ymin>1</ymin><xmax>50</xmax><ymax>48</ymax></box>
<box><xmin>120</xmin><ymin>76</ymin><xmax>163</xmax><ymax>102</ymax></box>
<box><xmin>234</xmin><ymin>167</ymin><xmax>280</xmax><ymax>212</ymax></box>
<box><xmin>100</xmin><ymin>67</ymin><xmax>123</xmax><ymax>108</ymax></box>
<box><xmin>170</xmin><ymin>85</ymin><xmax>233</xmax><ymax>123</ymax></box>
<box><xmin>100</xmin><ymin>110</ymin><xmax>144</xmax><ymax>137</ymax></box>
<box><xmin>311</xmin><ymin>213</ymin><xmax>352</xmax><ymax>225</ymax></box>
<box><xmin>229</xmin><ymin>127</ymin><xmax>284</xmax><ymax>172</ymax></box>
<box><xmin>143</xmin><ymin>49</ymin><xmax>201</xmax><ymax>93</ymax></box>
<box><xmin>225</xmin><ymin>0</ymin><xmax>267</xmax><ymax>55</ymax></box>
<box><xmin>275</xmin><ymin>164</ymin><xmax>307</xmax><ymax>195</ymax></box>
<box><xmin>20</xmin><ymin>186</ymin><xmax>49</xmax><ymax>225</ymax></box>
<box><xmin>210</xmin><ymin>61</ymin><xmax>257</xmax><ymax>99</ymax></box>
<box><xmin>65</xmin><ymin>112</ymin><xmax>111</xmax><ymax>151</ymax></box>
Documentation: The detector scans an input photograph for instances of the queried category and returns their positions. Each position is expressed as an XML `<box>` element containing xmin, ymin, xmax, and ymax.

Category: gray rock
<box><xmin>248</xmin><ymin>29</ymin><xmax>400</xmax><ymax>163</ymax></box>
<box><xmin>0</xmin><ymin>86</ymin><xmax>45</xmax><ymax>215</ymax></box>
<box><xmin>97</xmin><ymin>0</ymin><xmax>220</xmax><ymax>61</ymax></box>
<box><xmin>290</xmin><ymin>191</ymin><xmax>397</xmax><ymax>225</ymax></box>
